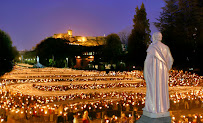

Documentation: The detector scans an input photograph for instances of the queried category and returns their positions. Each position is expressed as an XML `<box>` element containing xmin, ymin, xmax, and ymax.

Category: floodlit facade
<box><xmin>53</xmin><ymin>30</ymin><xmax>106</xmax><ymax>46</ymax></box>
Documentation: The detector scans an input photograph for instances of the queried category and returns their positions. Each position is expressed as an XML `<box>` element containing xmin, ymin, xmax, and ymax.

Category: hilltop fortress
<box><xmin>53</xmin><ymin>30</ymin><xmax>106</xmax><ymax>46</ymax></box>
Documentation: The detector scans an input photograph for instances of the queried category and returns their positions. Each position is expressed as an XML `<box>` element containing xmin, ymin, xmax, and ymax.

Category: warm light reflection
<box><xmin>89</xmin><ymin>56</ymin><xmax>94</xmax><ymax>59</ymax></box>
<box><xmin>76</xmin><ymin>56</ymin><xmax>81</xmax><ymax>59</ymax></box>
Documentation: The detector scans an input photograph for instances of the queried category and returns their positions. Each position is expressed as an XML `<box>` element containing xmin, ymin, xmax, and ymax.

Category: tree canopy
<box><xmin>128</xmin><ymin>3</ymin><xmax>151</xmax><ymax>69</ymax></box>
<box><xmin>0</xmin><ymin>29</ymin><xmax>18</xmax><ymax>76</ymax></box>
<box><xmin>35</xmin><ymin>38</ymin><xmax>83</xmax><ymax>67</ymax></box>
<box><xmin>102</xmin><ymin>33</ymin><xmax>122</xmax><ymax>64</ymax></box>
<box><xmin>155</xmin><ymin>0</ymin><xmax>203</xmax><ymax>73</ymax></box>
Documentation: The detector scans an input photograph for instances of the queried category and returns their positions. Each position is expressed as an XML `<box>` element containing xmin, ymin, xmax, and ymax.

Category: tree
<box><xmin>118</xmin><ymin>30</ymin><xmax>130</xmax><ymax>45</ymax></box>
<box><xmin>155</xmin><ymin>0</ymin><xmax>180</xmax><ymax>67</ymax></box>
<box><xmin>155</xmin><ymin>0</ymin><xmax>203</xmax><ymax>72</ymax></box>
<box><xmin>128</xmin><ymin>3</ymin><xmax>151</xmax><ymax>69</ymax></box>
<box><xmin>35</xmin><ymin>38</ymin><xmax>68</xmax><ymax>67</ymax></box>
<box><xmin>0</xmin><ymin>29</ymin><xmax>17</xmax><ymax>76</ymax></box>
<box><xmin>35</xmin><ymin>38</ymin><xmax>83</xmax><ymax>67</ymax></box>
<box><xmin>23</xmin><ymin>50</ymin><xmax>36</xmax><ymax>64</ymax></box>
<box><xmin>12</xmin><ymin>46</ymin><xmax>20</xmax><ymax>61</ymax></box>
<box><xmin>103</xmin><ymin>33</ymin><xmax>122</xmax><ymax>65</ymax></box>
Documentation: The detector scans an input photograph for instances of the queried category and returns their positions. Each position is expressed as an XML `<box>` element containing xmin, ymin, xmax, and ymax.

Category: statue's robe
<box><xmin>143</xmin><ymin>41</ymin><xmax>173</xmax><ymax>113</ymax></box>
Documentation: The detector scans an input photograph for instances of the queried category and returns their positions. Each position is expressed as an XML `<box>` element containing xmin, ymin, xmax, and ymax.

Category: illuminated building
<box><xmin>53</xmin><ymin>30</ymin><xmax>106</xmax><ymax>46</ymax></box>
<box><xmin>53</xmin><ymin>30</ymin><xmax>106</xmax><ymax>69</ymax></box>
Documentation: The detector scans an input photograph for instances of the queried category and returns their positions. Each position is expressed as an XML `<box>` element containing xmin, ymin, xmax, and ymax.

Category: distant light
<box><xmin>82</xmin><ymin>37</ymin><xmax>86</xmax><ymax>41</ymax></box>
<box><xmin>89</xmin><ymin>56</ymin><xmax>94</xmax><ymax>59</ymax></box>
<box><xmin>76</xmin><ymin>56</ymin><xmax>81</xmax><ymax>59</ymax></box>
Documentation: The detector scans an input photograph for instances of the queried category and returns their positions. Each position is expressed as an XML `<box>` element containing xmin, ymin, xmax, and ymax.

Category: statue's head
<box><xmin>152</xmin><ymin>32</ymin><xmax>162</xmax><ymax>43</ymax></box>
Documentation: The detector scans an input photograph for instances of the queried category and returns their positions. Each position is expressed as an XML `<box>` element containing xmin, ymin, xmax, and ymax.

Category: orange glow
<box><xmin>89</xmin><ymin>56</ymin><xmax>94</xmax><ymax>59</ymax></box>
<box><xmin>82</xmin><ymin>37</ymin><xmax>87</xmax><ymax>41</ymax></box>
<box><xmin>76</xmin><ymin>56</ymin><xmax>81</xmax><ymax>59</ymax></box>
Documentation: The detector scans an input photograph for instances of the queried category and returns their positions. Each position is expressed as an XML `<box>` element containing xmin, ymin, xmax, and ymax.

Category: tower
<box><xmin>67</xmin><ymin>30</ymin><xmax>73</xmax><ymax>37</ymax></box>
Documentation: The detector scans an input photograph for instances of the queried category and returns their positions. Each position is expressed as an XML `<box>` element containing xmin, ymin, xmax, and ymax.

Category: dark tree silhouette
<box><xmin>0</xmin><ymin>29</ymin><xmax>18</xmax><ymax>76</ymax></box>
<box><xmin>155</xmin><ymin>0</ymin><xmax>203</xmax><ymax>74</ymax></box>
<box><xmin>128</xmin><ymin>3</ymin><xmax>151</xmax><ymax>69</ymax></box>
<box><xmin>103</xmin><ymin>33</ymin><xmax>122</xmax><ymax>65</ymax></box>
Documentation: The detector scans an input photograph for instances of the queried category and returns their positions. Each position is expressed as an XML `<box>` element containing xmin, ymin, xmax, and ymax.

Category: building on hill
<box><xmin>53</xmin><ymin>30</ymin><xmax>106</xmax><ymax>69</ymax></box>
<box><xmin>53</xmin><ymin>30</ymin><xmax>106</xmax><ymax>47</ymax></box>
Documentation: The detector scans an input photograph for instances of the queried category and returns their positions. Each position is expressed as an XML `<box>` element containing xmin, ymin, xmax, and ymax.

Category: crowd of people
<box><xmin>170</xmin><ymin>90</ymin><xmax>203</xmax><ymax>110</ymax></box>
<box><xmin>1</xmin><ymin>70</ymin><xmax>144</xmax><ymax>85</ymax></box>
<box><xmin>0</xmin><ymin>89</ymin><xmax>145</xmax><ymax>122</ymax></box>
<box><xmin>0</xmin><ymin>69</ymin><xmax>203</xmax><ymax>122</ymax></box>
<box><xmin>0</xmin><ymin>87</ymin><xmax>202</xmax><ymax>122</ymax></box>
<box><xmin>171</xmin><ymin>114</ymin><xmax>203</xmax><ymax>123</ymax></box>
<box><xmin>31</xmin><ymin>70</ymin><xmax>203</xmax><ymax>93</ymax></box>
<box><xmin>169</xmin><ymin>70</ymin><xmax>203</xmax><ymax>87</ymax></box>
<box><xmin>32</xmin><ymin>82</ymin><xmax>144</xmax><ymax>91</ymax></box>
<box><xmin>1</xmin><ymin>77</ymin><xmax>133</xmax><ymax>84</ymax></box>
<box><xmin>2</xmin><ymin>70</ymin><xmax>203</xmax><ymax>89</ymax></box>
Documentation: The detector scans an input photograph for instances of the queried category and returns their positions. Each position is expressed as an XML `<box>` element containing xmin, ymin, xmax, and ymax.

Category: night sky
<box><xmin>0</xmin><ymin>0</ymin><xmax>165</xmax><ymax>51</ymax></box>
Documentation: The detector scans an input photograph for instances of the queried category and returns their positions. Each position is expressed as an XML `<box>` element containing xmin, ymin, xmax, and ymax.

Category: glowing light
<box><xmin>76</xmin><ymin>56</ymin><xmax>81</xmax><ymax>59</ymax></box>
<box><xmin>82</xmin><ymin>37</ymin><xmax>86</xmax><ymax>41</ymax></box>
<box><xmin>89</xmin><ymin>56</ymin><xmax>94</xmax><ymax>59</ymax></box>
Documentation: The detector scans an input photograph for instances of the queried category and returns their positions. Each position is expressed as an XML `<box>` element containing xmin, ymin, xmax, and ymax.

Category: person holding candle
<box><xmin>82</xmin><ymin>111</ymin><xmax>90</xmax><ymax>123</ymax></box>
<box><xmin>73</xmin><ymin>114</ymin><xmax>79</xmax><ymax>123</ymax></box>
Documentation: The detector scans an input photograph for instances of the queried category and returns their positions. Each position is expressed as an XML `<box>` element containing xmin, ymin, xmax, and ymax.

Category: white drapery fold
<box><xmin>143</xmin><ymin>41</ymin><xmax>173</xmax><ymax>113</ymax></box>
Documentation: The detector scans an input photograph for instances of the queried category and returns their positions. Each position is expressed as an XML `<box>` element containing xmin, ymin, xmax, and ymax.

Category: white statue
<box><xmin>37</xmin><ymin>56</ymin><xmax>39</xmax><ymax>63</ymax></box>
<box><xmin>33</xmin><ymin>56</ymin><xmax>45</xmax><ymax>68</ymax></box>
<box><xmin>143</xmin><ymin>32</ymin><xmax>173</xmax><ymax>118</ymax></box>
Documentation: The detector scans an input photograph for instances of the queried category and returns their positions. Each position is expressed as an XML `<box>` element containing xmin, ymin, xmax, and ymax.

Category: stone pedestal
<box><xmin>33</xmin><ymin>62</ymin><xmax>45</xmax><ymax>68</ymax></box>
<box><xmin>136</xmin><ymin>115</ymin><xmax>171</xmax><ymax>123</ymax></box>
<box><xmin>136</xmin><ymin>110</ymin><xmax>171</xmax><ymax>123</ymax></box>
<box><xmin>33</xmin><ymin>56</ymin><xmax>45</xmax><ymax>68</ymax></box>
<box><xmin>142</xmin><ymin>110</ymin><xmax>170</xmax><ymax>118</ymax></box>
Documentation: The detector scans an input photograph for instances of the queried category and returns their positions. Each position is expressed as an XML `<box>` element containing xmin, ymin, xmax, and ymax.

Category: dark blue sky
<box><xmin>0</xmin><ymin>0</ymin><xmax>165</xmax><ymax>50</ymax></box>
